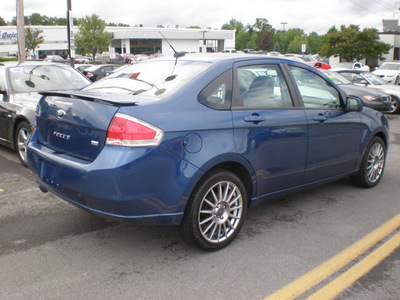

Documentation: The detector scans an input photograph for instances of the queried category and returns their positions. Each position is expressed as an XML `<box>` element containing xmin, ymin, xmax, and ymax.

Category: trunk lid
<box><xmin>36</xmin><ymin>91</ymin><xmax>138</xmax><ymax>161</ymax></box>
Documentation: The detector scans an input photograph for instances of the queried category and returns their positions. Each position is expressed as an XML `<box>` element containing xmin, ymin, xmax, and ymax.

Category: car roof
<box><xmin>13</xmin><ymin>61</ymin><xmax>71</xmax><ymax>68</ymax></box>
<box><xmin>335</xmin><ymin>69</ymin><xmax>366</xmax><ymax>74</ymax></box>
<box><xmin>0</xmin><ymin>61</ymin><xmax>19</xmax><ymax>68</ymax></box>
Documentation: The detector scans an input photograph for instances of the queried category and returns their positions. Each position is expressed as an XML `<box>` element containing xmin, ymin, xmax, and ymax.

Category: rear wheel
<box><xmin>351</xmin><ymin>137</ymin><xmax>386</xmax><ymax>188</ymax></box>
<box><xmin>180</xmin><ymin>170</ymin><xmax>247</xmax><ymax>251</ymax></box>
<box><xmin>15</xmin><ymin>122</ymin><xmax>32</xmax><ymax>167</ymax></box>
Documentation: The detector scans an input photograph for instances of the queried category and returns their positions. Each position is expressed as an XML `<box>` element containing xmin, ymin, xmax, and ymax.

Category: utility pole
<box><xmin>67</xmin><ymin>0</ymin><xmax>75</xmax><ymax>67</ymax></box>
<box><xmin>16</xmin><ymin>0</ymin><xmax>26</xmax><ymax>63</ymax></box>
<box><xmin>281</xmin><ymin>22</ymin><xmax>287</xmax><ymax>54</ymax></box>
<box><xmin>200</xmin><ymin>30</ymin><xmax>208</xmax><ymax>53</ymax></box>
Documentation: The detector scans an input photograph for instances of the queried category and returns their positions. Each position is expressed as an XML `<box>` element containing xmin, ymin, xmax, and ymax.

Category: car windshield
<box><xmin>378</xmin><ymin>63</ymin><xmax>400</xmax><ymax>71</ymax></box>
<box><xmin>7</xmin><ymin>65</ymin><xmax>90</xmax><ymax>93</ymax></box>
<box><xmin>335</xmin><ymin>62</ymin><xmax>353</xmax><ymax>69</ymax></box>
<box><xmin>322</xmin><ymin>71</ymin><xmax>351</xmax><ymax>85</ymax></box>
<box><xmin>83</xmin><ymin>59</ymin><xmax>212</xmax><ymax>97</ymax></box>
<box><xmin>301</xmin><ymin>55</ymin><xmax>317</xmax><ymax>62</ymax></box>
<box><xmin>363</xmin><ymin>72</ymin><xmax>388</xmax><ymax>85</ymax></box>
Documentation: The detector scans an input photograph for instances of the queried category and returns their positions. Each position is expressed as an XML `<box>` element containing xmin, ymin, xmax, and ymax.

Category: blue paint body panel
<box><xmin>27</xmin><ymin>54</ymin><xmax>390</xmax><ymax>225</ymax></box>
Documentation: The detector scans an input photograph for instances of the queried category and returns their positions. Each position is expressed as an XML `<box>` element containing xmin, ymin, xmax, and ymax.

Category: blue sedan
<box><xmin>27</xmin><ymin>54</ymin><xmax>389</xmax><ymax>250</ymax></box>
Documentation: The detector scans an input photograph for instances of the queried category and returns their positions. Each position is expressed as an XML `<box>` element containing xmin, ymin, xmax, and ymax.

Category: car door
<box><xmin>0</xmin><ymin>69</ymin><xmax>11</xmax><ymax>143</ymax></box>
<box><xmin>287</xmin><ymin>65</ymin><xmax>362</xmax><ymax>183</ymax></box>
<box><xmin>232</xmin><ymin>62</ymin><xmax>308</xmax><ymax>197</ymax></box>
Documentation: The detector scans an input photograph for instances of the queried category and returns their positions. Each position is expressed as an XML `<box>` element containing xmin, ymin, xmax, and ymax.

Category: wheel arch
<box><xmin>181</xmin><ymin>157</ymin><xmax>256</xmax><ymax>217</ymax></box>
<box><xmin>12</xmin><ymin>116</ymin><xmax>33</xmax><ymax>148</ymax></box>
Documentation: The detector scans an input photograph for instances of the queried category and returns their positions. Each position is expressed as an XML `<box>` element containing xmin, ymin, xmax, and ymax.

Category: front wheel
<box><xmin>388</xmin><ymin>96</ymin><xmax>400</xmax><ymax>114</ymax></box>
<box><xmin>15</xmin><ymin>122</ymin><xmax>32</xmax><ymax>167</ymax></box>
<box><xmin>179</xmin><ymin>170</ymin><xmax>247</xmax><ymax>251</ymax></box>
<box><xmin>351</xmin><ymin>137</ymin><xmax>386</xmax><ymax>188</ymax></box>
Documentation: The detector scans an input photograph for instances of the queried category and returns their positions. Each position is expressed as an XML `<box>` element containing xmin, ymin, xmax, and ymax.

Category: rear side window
<box><xmin>289</xmin><ymin>66</ymin><xmax>341</xmax><ymax>109</ymax></box>
<box><xmin>198</xmin><ymin>70</ymin><xmax>232</xmax><ymax>110</ymax></box>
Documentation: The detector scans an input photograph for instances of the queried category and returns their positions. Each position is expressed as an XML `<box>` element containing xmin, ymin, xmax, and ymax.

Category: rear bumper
<box><xmin>27</xmin><ymin>131</ymin><xmax>199</xmax><ymax>225</ymax></box>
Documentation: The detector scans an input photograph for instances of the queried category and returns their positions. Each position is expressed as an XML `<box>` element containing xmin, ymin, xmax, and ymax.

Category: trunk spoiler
<box><xmin>39</xmin><ymin>90</ymin><xmax>139</xmax><ymax>106</ymax></box>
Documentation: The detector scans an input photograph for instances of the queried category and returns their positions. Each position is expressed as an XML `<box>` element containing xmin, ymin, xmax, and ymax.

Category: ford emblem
<box><xmin>56</xmin><ymin>109</ymin><xmax>66</xmax><ymax>118</ymax></box>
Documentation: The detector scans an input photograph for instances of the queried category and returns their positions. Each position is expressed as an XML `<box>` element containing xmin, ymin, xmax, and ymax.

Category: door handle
<box><xmin>243</xmin><ymin>114</ymin><xmax>265</xmax><ymax>123</ymax></box>
<box><xmin>313</xmin><ymin>114</ymin><xmax>327</xmax><ymax>122</ymax></box>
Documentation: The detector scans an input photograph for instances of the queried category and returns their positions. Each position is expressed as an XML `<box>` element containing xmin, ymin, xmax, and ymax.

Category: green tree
<box><xmin>287</xmin><ymin>35</ymin><xmax>307</xmax><ymax>54</ymax></box>
<box><xmin>253</xmin><ymin>18</ymin><xmax>272</xmax><ymax>33</ymax></box>
<box><xmin>0</xmin><ymin>16</ymin><xmax>7</xmax><ymax>26</ymax></box>
<box><xmin>75</xmin><ymin>14</ymin><xmax>112</xmax><ymax>61</ymax></box>
<box><xmin>25</xmin><ymin>27</ymin><xmax>44</xmax><ymax>55</ymax></box>
<box><xmin>28</xmin><ymin>13</ymin><xmax>47</xmax><ymax>25</ymax></box>
<box><xmin>307</xmin><ymin>32</ymin><xmax>323</xmax><ymax>54</ymax></box>
<box><xmin>221</xmin><ymin>19</ymin><xmax>244</xmax><ymax>33</ymax></box>
<box><xmin>319</xmin><ymin>25</ymin><xmax>391</xmax><ymax>61</ymax></box>
<box><xmin>106</xmin><ymin>22</ymin><xmax>129</xmax><ymax>27</ymax></box>
<box><xmin>235</xmin><ymin>30</ymin><xmax>251</xmax><ymax>50</ymax></box>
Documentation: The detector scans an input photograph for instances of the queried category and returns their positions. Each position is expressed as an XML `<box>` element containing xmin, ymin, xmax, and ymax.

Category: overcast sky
<box><xmin>2</xmin><ymin>0</ymin><xmax>399</xmax><ymax>34</ymax></box>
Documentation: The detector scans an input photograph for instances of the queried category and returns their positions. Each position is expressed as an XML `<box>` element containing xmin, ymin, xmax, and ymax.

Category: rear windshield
<box><xmin>7</xmin><ymin>65</ymin><xmax>90</xmax><ymax>93</ymax></box>
<box><xmin>82</xmin><ymin>59</ymin><xmax>212</xmax><ymax>97</ymax></box>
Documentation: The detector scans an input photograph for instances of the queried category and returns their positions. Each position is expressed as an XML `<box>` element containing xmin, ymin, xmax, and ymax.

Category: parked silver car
<box><xmin>0</xmin><ymin>61</ymin><xmax>91</xmax><ymax>165</ymax></box>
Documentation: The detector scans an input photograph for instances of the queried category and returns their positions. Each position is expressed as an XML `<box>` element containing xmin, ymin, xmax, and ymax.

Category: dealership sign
<box><xmin>0</xmin><ymin>31</ymin><xmax>18</xmax><ymax>39</ymax></box>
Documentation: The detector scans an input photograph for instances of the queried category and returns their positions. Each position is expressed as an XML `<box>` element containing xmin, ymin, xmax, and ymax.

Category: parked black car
<box><xmin>0</xmin><ymin>61</ymin><xmax>91</xmax><ymax>165</ymax></box>
<box><xmin>82</xmin><ymin>64</ymin><xmax>121</xmax><ymax>82</ymax></box>
<box><xmin>321</xmin><ymin>70</ymin><xmax>391</xmax><ymax>112</ymax></box>
<box><xmin>336</xmin><ymin>69</ymin><xmax>400</xmax><ymax>114</ymax></box>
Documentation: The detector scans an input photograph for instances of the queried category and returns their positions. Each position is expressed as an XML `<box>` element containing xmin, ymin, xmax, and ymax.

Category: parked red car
<box><xmin>306</xmin><ymin>61</ymin><xmax>331</xmax><ymax>69</ymax></box>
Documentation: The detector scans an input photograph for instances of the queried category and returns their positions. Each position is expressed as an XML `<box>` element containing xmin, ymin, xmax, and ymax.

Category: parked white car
<box><xmin>332</xmin><ymin>62</ymin><xmax>370</xmax><ymax>72</ymax></box>
<box><xmin>373</xmin><ymin>62</ymin><xmax>400</xmax><ymax>84</ymax></box>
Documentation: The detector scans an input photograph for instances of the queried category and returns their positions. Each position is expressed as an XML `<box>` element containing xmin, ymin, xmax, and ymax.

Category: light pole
<box><xmin>281</xmin><ymin>22</ymin><xmax>287</xmax><ymax>54</ymax></box>
<box><xmin>67</xmin><ymin>0</ymin><xmax>75</xmax><ymax>67</ymax></box>
<box><xmin>16</xmin><ymin>0</ymin><xmax>26</xmax><ymax>63</ymax></box>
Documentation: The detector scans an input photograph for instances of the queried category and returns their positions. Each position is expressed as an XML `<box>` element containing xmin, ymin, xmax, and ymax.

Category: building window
<box><xmin>394</xmin><ymin>47</ymin><xmax>400</xmax><ymax>61</ymax></box>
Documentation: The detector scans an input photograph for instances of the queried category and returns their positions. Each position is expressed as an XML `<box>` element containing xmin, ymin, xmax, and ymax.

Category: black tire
<box><xmin>15</xmin><ymin>121</ymin><xmax>32</xmax><ymax>167</ymax></box>
<box><xmin>179</xmin><ymin>170</ymin><xmax>247</xmax><ymax>251</ymax></box>
<box><xmin>388</xmin><ymin>96</ymin><xmax>400</xmax><ymax>114</ymax></box>
<box><xmin>351</xmin><ymin>137</ymin><xmax>386</xmax><ymax>188</ymax></box>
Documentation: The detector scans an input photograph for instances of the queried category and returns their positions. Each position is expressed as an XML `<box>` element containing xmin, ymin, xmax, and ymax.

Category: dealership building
<box><xmin>0</xmin><ymin>25</ymin><xmax>235</xmax><ymax>58</ymax></box>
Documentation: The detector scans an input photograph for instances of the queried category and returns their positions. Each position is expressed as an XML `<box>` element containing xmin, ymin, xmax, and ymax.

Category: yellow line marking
<box><xmin>0</xmin><ymin>188</ymin><xmax>4</xmax><ymax>192</ymax></box>
<box><xmin>306</xmin><ymin>231</ymin><xmax>400</xmax><ymax>300</ymax></box>
<box><xmin>265</xmin><ymin>213</ymin><xmax>400</xmax><ymax>300</ymax></box>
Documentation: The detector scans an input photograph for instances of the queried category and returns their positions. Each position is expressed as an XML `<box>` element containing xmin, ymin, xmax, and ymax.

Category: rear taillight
<box><xmin>106</xmin><ymin>113</ymin><xmax>163</xmax><ymax>147</ymax></box>
<box><xmin>85</xmin><ymin>72</ymin><xmax>93</xmax><ymax>77</ymax></box>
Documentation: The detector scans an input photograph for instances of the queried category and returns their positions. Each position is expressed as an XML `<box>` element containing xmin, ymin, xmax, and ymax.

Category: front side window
<box><xmin>236</xmin><ymin>65</ymin><xmax>293</xmax><ymax>109</ymax></box>
<box><xmin>289</xmin><ymin>66</ymin><xmax>341</xmax><ymax>109</ymax></box>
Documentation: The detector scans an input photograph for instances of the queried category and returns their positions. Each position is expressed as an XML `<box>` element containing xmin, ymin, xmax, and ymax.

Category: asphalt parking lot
<box><xmin>0</xmin><ymin>114</ymin><xmax>400</xmax><ymax>299</ymax></box>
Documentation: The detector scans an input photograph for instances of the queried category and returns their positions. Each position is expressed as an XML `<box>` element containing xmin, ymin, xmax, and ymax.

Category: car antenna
<box><xmin>159</xmin><ymin>31</ymin><xmax>185</xmax><ymax>59</ymax></box>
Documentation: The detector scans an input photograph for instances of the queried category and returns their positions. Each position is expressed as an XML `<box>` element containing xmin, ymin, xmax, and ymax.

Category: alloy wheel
<box><xmin>17</xmin><ymin>126</ymin><xmax>30</xmax><ymax>165</ymax></box>
<box><xmin>366</xmin><ymin>142</ymin><xmax>385</xmax><ymax>184</ymax></box>
<box><xmin>198</xmin><ymin>180</ymin><xmax>244</xmax><ymax>243</ymax></box>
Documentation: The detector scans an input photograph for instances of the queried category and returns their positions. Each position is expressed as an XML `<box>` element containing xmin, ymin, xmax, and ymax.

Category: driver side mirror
<box><xmin>360</xmin><ymin>79</ymin><xmax>368</xmax><ymax>86</ymax></box>
<box><xmin>345</xmin><ymin>97</ymin><xmax>363</xmax><ymax>112</ymax></box>
<box><xmin>0</xmin><ymin>86</ymin><xmax>7</xmax><ymax>96</ymax></box>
